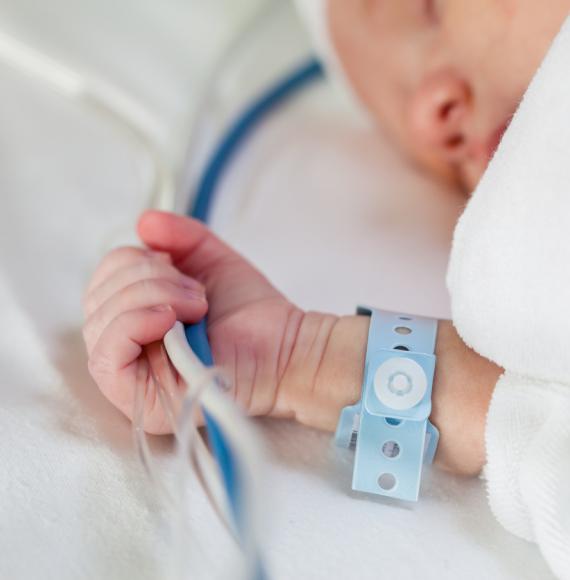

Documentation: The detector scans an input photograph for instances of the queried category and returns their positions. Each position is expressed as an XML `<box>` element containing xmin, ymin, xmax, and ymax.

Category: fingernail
<box><xmin>181</xmin><ymin>275</ymin><xmax>205</xmax><ymax>293</ymax></box>
<box><xmin>184</xmin><ymin>287</ymin><xmax>207</xmax><ymax>301</ymax></box>
<box><xmin>151</xmin><ymin>304</ymin><xmax>172</xmax><ymax>313</ymax></box>
<box><xmin>148</xmin><ymin>251</ymin><xmax>171</xmax><ymax>262</ymax></box>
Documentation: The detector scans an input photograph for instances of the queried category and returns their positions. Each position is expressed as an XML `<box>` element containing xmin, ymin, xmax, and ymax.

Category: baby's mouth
<box><xmin>454</xmin><ymin>115</ymin><xmax>515</xmax><ymax>194</ymax></box>
<box><xmin>483</xmin><ymin>116</ymin><xmax>514</xmax><ymax>166</ymax></box>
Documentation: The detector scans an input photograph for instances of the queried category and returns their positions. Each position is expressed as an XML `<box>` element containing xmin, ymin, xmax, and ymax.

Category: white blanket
<box><xmin>0</xmin><ymin>1</ymin><xmax>559</xmax><ymax>579</ymax></box>
<box><xmin>447</xmin><ymin>16</ymin><xmax>570</xmax><ymax>580</ymax></box>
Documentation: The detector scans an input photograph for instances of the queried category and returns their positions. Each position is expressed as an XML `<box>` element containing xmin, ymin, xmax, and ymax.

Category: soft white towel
<box><xmin>447</xmin><ymin>16</ymin><xmax>570</xmax><ymax>580</ymax></box>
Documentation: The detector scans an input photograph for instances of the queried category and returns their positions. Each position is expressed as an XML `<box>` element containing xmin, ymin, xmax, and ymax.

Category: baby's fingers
<box><xmin>87</xmin><ymin>305</ymin><xmax>176</xmax><ymax>415</ymax></box>
<box><xmin>86</xmin><ymin>246</ymin><xmax>170</xmax><ymax>297</ymax></box>
<box><xmin>83</xmin><ymin>278</ymin><xmax>207</xmax><ymax>354</ymax></box>
<box><xmin>85</xmin><ymin>257</ymin><xmax>203</xmax><ymax>318</ymax></box>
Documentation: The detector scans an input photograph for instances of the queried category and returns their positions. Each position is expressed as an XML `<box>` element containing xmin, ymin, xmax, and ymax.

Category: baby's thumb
<box><xmin>137</xmin><ymin>210</ymin><xmax>241</xmax><ymax>280</ymax></box>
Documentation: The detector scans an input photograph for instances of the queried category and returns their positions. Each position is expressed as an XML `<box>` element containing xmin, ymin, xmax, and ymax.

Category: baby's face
<box><xmin>329</xmin><ymin>0</ymin><xmax>569</xmax><ymax>192</ymax></box>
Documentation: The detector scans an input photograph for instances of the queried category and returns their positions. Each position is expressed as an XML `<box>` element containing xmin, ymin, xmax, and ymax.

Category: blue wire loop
<box><xmin>190</xmin><ymin>58</ymin><xmax>324</xmax><ymax>223</ymax></box>
<box><xmin>185</xmin><ymin>57</ymin><xmax>324</xmax><ymax>578</ymax></box>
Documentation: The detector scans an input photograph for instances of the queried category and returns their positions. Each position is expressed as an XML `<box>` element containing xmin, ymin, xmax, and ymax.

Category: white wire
<box><xmin>0</xmin><ymin>30</ymin><xmax>175</xmax><ymax>212</ymax></box>
<box><xmin>136</xmin><ymin>328</ymin><xmax>266</xmax><ymax>580</ymax></box>
<box><xmin>0</xmin><ymin>7</ymin><xmax>274</xmax><ymax>577</ymax></box>
<box><xmin>135</xmin><ymin>347</ymin><xmax>243</xmax><ymax>580</ymax></box>
<box><xmin>164</xmin><ymin>323</ymin><xmax>266</xmax><ymax>580</ymax></box>
<box><xmin>136</xmin><ymin>3</ymin><xmax>276</xmax><ymax>572</ymax></box>
<box><xmin>174</xmin><ymin>0</ymin><xmax>278</xmax><ymax>213</ymax></box>
<box><xmin>139</xmin><ymin>341</ymin><xmax>233</xmax><ymax>532</ymax></box>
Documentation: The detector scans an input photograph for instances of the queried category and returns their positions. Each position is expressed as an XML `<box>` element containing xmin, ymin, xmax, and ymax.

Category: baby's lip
<box><xmin>455</xmin><ymin>117</ymin><xmax>513</xmax><ymax>189</ymax></box>
<box><xmin>465</xmin><ymin>116</ymin><xmax>514</xmax><ymax>181</ymax></box>
<box><xmin>483</xmin><ymin>117</ymin><xmax>513</xmax><ymax>165</ymax></box>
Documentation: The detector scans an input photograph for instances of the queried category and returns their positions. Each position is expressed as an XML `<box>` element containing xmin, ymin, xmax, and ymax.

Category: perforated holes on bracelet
<box><xmin>382</xmin><ymin>440</ymin><xmax>401</xmax><ymax>459</ymax></box>
<box><xmin>378</xmin><ymin>473</ymin><xmax>397</xmax><ymax>491</ymax></box>
<box><xmin>385</xmin><ymin>417</ymin><xmax>403</xmax><ymax>427</ymax></box>
<box><xmin>395</xmin><ymin>326</ymin><xmax>412</xmax><ymax>335</ymax></box>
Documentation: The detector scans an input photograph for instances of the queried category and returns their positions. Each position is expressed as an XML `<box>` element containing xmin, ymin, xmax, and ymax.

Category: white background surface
<box><xmin>0</xmin><ymin>1</ymin><xmax>555</xmax><ymax>578</ymax></box>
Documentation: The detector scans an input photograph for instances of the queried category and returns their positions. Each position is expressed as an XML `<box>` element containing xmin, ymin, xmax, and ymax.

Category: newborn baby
<box><xmin>82</xmin><ymin>0</ymin><xmax>570</xmax><ymax>482</ymax></box>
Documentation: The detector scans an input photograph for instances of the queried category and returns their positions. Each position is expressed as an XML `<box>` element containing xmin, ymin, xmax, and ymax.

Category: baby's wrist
<box><xmin>430</xmin><ymin>321</ymin><xmax>500</xmax><ymax>476</ymax></box>
<box><xmin>275</xmin><ymin>312</ymin><xmax>369</xmax><ymax>431</ymax></box>
<box><xmin>275</xmin><ymin>311</ymin><xmax>500</xmax><ymax>479</ymax></box>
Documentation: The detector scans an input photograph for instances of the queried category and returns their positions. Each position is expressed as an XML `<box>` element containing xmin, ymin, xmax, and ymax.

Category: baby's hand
<box><xmin>83</xmin><ymin>210</ymin><xmax>302</xmax><ymax>433</ymax></box>
<box><xmin>82</xmin><ymin>246</ymin><xmax>208</xmax><ymax>433</ymax></box>
<box><xmin>83</xmin><ymin>210</ymin><xmax>501</xmax><ymax>479</ymax></box>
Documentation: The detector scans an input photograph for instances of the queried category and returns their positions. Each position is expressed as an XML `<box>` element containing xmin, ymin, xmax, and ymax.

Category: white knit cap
<box><xmin>292</xmin><ymin>0</ymin><xmax>369</xmax><ymax>118</ymax></box>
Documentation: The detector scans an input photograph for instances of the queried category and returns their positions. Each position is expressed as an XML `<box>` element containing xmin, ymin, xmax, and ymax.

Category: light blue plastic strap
<box><xmin>358</xmin><ymin>306</ymin><xmax>437</xmax><ymax>352</ymax></box>
<box><xmin>336</xmin><ymin>403</ymin><xmax>439</xmax><ymax>463</ymax></box>
<box><xmin>424</xmin><ymin>420</ymin><xmax>440</xmax><ymax>465</ymax></box>
<box><xmin>335</xmin><ymin>308</ymin><xmax>440</xmax><ymax>501</ymax></box>
<box><xmin>335</xmin><ymin>401</ymin><xmax>362</xmax><ymax>449</ymax></box>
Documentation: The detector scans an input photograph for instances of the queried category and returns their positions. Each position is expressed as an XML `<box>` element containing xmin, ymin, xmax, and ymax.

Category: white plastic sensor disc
<box><xmin>373</xmin><ymin>357</ymin><xmax>427</xmax><ymax>410</ymax></box>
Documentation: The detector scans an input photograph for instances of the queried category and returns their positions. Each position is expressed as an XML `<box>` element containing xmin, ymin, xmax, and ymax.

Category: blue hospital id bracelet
<box><xmin>335</xmin><ymin>308</ymin><xmax>440</xmax><ymax>502</ymax></box>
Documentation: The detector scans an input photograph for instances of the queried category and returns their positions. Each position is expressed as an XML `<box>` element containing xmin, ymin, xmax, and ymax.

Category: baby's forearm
<box><xmin>275</xmin><ymin>312</ymin><xmax>502</xmax><ymax>476</ymax></box>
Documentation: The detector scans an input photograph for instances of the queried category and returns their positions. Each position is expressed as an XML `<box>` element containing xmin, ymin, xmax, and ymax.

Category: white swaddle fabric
<box><xmin>447</xmin><ymin>16</ymin><xmax>570</xmax><ymax>580</ymax></box>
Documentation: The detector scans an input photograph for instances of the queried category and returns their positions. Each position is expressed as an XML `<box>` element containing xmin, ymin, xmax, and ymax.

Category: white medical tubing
<box><xmin>0</xmin><ymin>30</ymin><xmax>175</xmax><ymax>211</ymax></box>
<box><xmin>136</xmin><ymin>325</ymin><xmax>266</xmax><ymax>580</ymax></box>
<box><xmin>0</xmin><ymin>5</ymin><xmax>274</xmax><ymax>577</ymax></box>
<box><xmin>175</xmin><ymin>0</ymin><xmax>277</xmax><ymax>211</ymax></box>
<box><xmin>164</xmin><ymin>322</ymin><xmax>266</xmax><ymax>580</ymax></box>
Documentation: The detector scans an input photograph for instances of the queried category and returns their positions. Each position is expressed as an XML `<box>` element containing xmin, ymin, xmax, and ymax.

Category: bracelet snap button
<box><xmin>374</xmin><ymin>357</ymin><xmax>427</xmax><ymax>410</ymax></box>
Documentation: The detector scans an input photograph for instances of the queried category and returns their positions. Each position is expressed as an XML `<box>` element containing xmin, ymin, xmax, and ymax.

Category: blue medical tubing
<box><xmin>190</xmin><ymin>58</ymin><xmax>324</xmax><ymax>223</ymax></box>
<box><xmin>184</xmin><ymin>58</ymin><xmax>324</xmax><ymax>579</ymax></box>
<box><xmin>183</xmin><ymin>321</ymin><xmax>242</xmax><ymax>519</ymax></box>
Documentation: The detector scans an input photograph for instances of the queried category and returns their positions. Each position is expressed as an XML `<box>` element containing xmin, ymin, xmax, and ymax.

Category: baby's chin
<box><xmin>459</xmin><ymin>160</ymin><xmax>489</xmax><ymax>196</ymax></box>
<box><xmin>408</xmin><ymin>146</ymin><xmax>487</xmax><ymax>197</ymax></box>
<box><xmin>412</xmin><ymin>156</ymin><xmax>474</xmax><ymax>198</ymax></box>
<box><xmin>425</xmin><ymin>156</ymin><xmax>487</xmax><ymax>197</ymax></box>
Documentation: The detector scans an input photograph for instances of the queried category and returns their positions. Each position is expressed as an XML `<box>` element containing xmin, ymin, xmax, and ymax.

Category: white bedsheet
<box><xmin>0</xmin><ymin>1</ymin><xmax>556</xmax><ymax>578</ymax></box>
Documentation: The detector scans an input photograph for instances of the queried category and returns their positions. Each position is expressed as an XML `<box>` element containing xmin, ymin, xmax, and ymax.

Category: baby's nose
<box><xmin>409</xmin><ymin>71</ymin><xmax>472</xmax><ymax>161</ymax></box>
